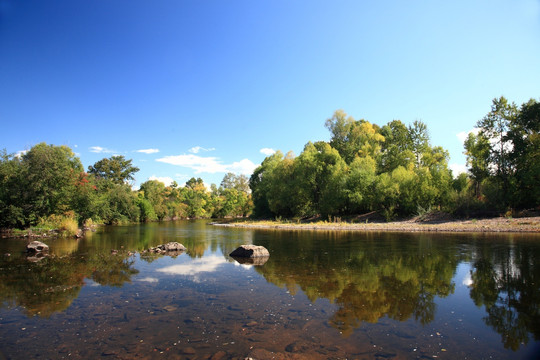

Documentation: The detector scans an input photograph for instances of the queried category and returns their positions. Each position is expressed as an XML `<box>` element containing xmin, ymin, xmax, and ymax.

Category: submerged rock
<box><xmin>26</xmin><ymin>241</ymin><xmax>49</xmax><ymax>253</ymax></box>
<box><xmin>229</xmin><ymin>245</ymin><xmax>269</xmax><ymax>258</ymax></box>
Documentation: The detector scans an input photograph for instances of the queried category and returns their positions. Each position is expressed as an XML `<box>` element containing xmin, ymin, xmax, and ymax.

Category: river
<box><xmin>1</xmin><ymin>220</ymin><xmax>539</xmax><ymax>359</ymax></box>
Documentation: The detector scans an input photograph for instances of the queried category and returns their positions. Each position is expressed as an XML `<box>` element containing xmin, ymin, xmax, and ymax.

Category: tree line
<box><xmin>0</xmin><ymin>145</ymin><xmax>252</xmax><ymax>229</ymax></box>
<box><xmin>250</xmin><ymin>96</ymin><xmax>539</xmax><ymax>219</ymax></box>
<box><xmin>1</xmin><ymin>96</ymin><xmax>538</xmax><ymax>229</ymax></box>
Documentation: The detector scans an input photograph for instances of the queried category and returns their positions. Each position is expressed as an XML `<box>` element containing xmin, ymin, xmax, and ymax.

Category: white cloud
<box><xmin>189</xmin><ymin>146</ymin><xmax>216</xmax><ymax>154</ymax></box>
<box><xmin>449</xmin><ymin>163</ymin><xmax>468</xmax><ymax>177</ymax></box>
<box><xmin>456</xmin><ymin>128</ymin><xmax>480</xmax><ymax>143</ymax></box>
<box><xmin>260</xmin><ymin>148</ymin><xmax>276</xmax><ymax>156</ymax></box>
<box><xmin>15</xmin><ymin>150</ymin><xmax>28</xmax><ymax>158</ymax></box>
<box><xmin>148</xmin><ymin>175</ymin><xmax>175</xmax><ymax>186</ymax></box>
<box><xmin>136</xmin><ymin>148</ymin><xmax>160</xmax><ymax>154</ymax></box>
<box><xmin>157</xmin><ymin>154</ymin><xmax>226</xmax><ymax>173</ymax></box>
<box><xmin>89</xmin><ymin>146</ymin><xmax>115</xmax><ymax>154</ymax></box>
<box><xmin>137</xmin><ymin>277</ymin><xmax>159</xmax><ymax>283</ymax></box>
<box><xmin>157</xmin><ymin>154</ymin><xmax>257</xmax><ymax>176</ymax></box>
<box><xmin>228</xmin><ymin>159</ymin><xmax>258</xmax><ymax>175</ymax></box>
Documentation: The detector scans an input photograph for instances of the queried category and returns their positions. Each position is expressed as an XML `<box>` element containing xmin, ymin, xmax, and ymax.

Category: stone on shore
<box><xmin>26</xmin><ymin>241</ymin><xmax>49</xmax><ymax>253</ymax></box>
<box><xmin>230</xmin><ymin>245</ymin><xmax>269</xmax><ymax>258</ymax></box>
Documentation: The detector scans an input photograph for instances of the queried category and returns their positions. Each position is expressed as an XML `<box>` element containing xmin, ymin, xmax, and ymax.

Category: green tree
<box><xmin>345</xmin><ymin>156</ymin><xmax>377</xmax><ymax>213</ymax></box>
<box><xmin>507</xmin><ymin>98</ymin><xmax>540</xmax><ymax>208</ymax></box>
<box><xmin>379</xmin><ymin>120</ymin><xmax>414</xmax><ymax>173</ymax></box>
<box><xmin>214</xmin><ymin>173</ymin><xmax>252</xmax><ymax>218</ymax></box>
<box><xmin>0</xmin><ymin>150</ymin><xmax>25</xmax><ymax>227</ymax></box>
<box><xmin>100</xmin><ymin>184</ymin><xmax>140</xmax><ymax>224</ymax></box>
<box><xmin>183</xmin><ymin>177</ymin><xmax>211</xmax><ymax>218</ymax></box>
<box><xmin>88</xmin><ymin>155</ymin><xmax>139</xmax><ymax>186</ymax></box>
<box><xmin>464</xmin><ymin>132</ymin><xmax>491</xmax><ymax>197</ymax></box>
<box><xmin>476</xmin><ymin>97</ymin><xmax>518</xmax><ymax>206</ymax></box>
<box><xmin>220</xmin><ymin>172</ymin><xmax>250</xmax><ymax>193</ymax></box>
<box><xmin>294</xmin><ymin>141</ymin><xmax>348</xmax><ymax>217</ymax></box>
<box><xmin>266</xmin><ymin>152</ymin><xmax>298</xmax><ymax>217</ymax></box>
<box><xmin>20</xmin><ymin>143</ymin><xmax>83</xmax><ymax>224</ymax></box>
<box><xmin>137</xmin><ymin>196</ymin><xmax>157</xmax><ymax>222</ymax></box>
<box><xmin>139</xmin><ymin>180</ymin><xmax>168</xmax><ymax>220</ymax></box>
<box><xmin>250</xmin><ymin>151</ymin><xmax>285</xmax><ymax>218</ymax></box>
<box><xmin>70</xmin><ymin>172</ymin><xmax>101</xmax><ymax>224</ymax></box>
<box><xmin>408</xmin><ymin>120</ymin><xmax>430</xmax><ymax>167</ymax></box>
<box><xmin>325</xmin><ymin>110</ymin><xmax>384</xmax><ymax>164</ymax></box>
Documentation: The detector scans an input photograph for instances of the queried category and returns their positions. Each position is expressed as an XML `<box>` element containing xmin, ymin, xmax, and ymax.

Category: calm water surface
<box><xmin>1</xmin><ymin>220</ymin><xmax>539</xmax><ymax>359</ymax></box>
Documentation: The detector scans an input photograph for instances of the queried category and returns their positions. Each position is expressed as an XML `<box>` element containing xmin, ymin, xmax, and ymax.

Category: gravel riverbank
<box><xmin>213</xmin><ymin>216</ymin><xmax>540</xmax><ymax>233</ymax></box>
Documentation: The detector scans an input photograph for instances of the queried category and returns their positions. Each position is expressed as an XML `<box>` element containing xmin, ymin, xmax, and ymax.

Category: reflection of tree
<box><xmin>470</xmin><ymin>245</ymin><xmax>540</xmax><ymax>350</ymax></box>
<box><xmin>254</xmin><ymin>232</ymin><xmax>458</xmax><ymax>336</ymax></box>
<box><xmin>0</xmin><ymin>252</ymin><xmax>138</xmax><ymax>317</ymax></box>
<box><xmin>91</xmin><ymin>253</ymin><xmax>139</xmax><ymax>287</ymax></box>
<box><xmin>0</xmin><ymin>256</ymin><xmax>86</xmax><ymax>317</ymax></box>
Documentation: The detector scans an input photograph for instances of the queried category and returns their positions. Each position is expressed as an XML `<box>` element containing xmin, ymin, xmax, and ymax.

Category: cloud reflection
<box><xmin>156</xmin><ymin>255</ymin><xmax>226</xmax><ymax>276</ymax></box>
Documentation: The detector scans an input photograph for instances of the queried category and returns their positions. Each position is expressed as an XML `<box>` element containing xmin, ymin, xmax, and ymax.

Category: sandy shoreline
<box><xmin>212</xmin><ymin>216</ymin><xmax>540</xmax><ymax>233</ymax></box>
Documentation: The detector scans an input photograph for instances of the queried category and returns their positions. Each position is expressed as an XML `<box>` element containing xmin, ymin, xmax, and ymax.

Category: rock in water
<box><xmin>26</xmin><ymin>241</ymin><xmax>49</xmax><ymax>253</ymax></box>
<box><xmin>229</xmin><ymin>245</ymin><xmax>269</xmax><ymax>258</ymax></box>
<box><xmin>162</xmin><ymin>242</ymin><xmax>187</xmax><ymax>251</ymax></box>
<box><xmin>145</xmin><ymin>242</ymin><xmax>187</xmax><ymax>255</ymax></box>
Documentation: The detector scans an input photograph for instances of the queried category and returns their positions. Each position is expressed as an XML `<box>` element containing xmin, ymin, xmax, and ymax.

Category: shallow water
<box><xmin>1</xmin><ymin>220</ymin><xmax>539</xmax><ymax>359</ymax></box>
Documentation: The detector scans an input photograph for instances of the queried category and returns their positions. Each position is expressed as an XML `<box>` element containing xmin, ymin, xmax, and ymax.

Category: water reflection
<box><xmin>469</xmin><ymin>241</ymin><xmax>540</xmax><ymax>350</ymax></box>
<box><xmin>0</xmin><ymin>252</ymin><xmax>138</xmax><ymax>317</ymax></box>
<box><xmin>157</xmin><ymin>254</ymin><xmax>227</xmax><ymax>277</ymax></box>
<box><xmin>253</xmin><ymin>232</ymin><xmax>459</xmax><ymax>336</ymax></box>
<box><xmin>0</xmin><ymin>222</ymin><xmax>539</xmax><ymax>358</ymax></box>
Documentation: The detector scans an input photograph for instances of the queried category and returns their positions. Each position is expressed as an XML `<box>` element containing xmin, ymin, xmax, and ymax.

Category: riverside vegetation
<box><xmin>1</xmin><ymin>96</ymin><xmax>539</xmax><ymax>234</ymax></box>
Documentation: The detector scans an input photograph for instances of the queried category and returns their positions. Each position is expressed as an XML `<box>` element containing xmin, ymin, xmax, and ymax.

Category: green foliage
<box><xmin>463</xmin><ymin>96</ymin><xmax>540</xmax><ymax>211</ymax></box>
<box><xmin>250</xmin><ymin>151</ymin><xmax>286</xmax><ymax>218</ymax></box>
<box><xmin>379</xmin><ymin>120</ymin><xmax>415</xmax><ymax>172</ymax></box>
<box><xmin>0</xmin><ymin>144</ymin><xmax>83</xmax><ymax>227</ymax></box>
<box><xmin>99</xmin><ymin>184</ymin><xmax>140</xmax><ymax>225</ymax></box>
<box><xmin>0</xmin><ymin>143</ymin><xmax>252</xmax><ymax>229</ymax></box>
<box><xmin>88</xmin><ymin>155</ymin><xmax>139</xmax><ymax>186</ymax></box>
<box><xmin>35</xmin><ymin>213</ymin><xmax>79</xmax><ymax>237</ymax></box>
<box><xmin>326</xmin><ymin>110</ymin><xmax>385</xmax><ymax>164</ymax></box>
<box><xmin>251</xmin><ymin>111</ymin><xmax>457</xmax><ymax>220</ymax></box>
<box><xmin>22</xmin><ymin>143</ymin><xmax>83</xmax><ymax>222</ymax></box>
<box><xmin>345</xmin><ymin>156</ymin><xmax>377</xmax><ymax>213</ymax></box>
<box><xmin>137</xmin><ymin>197</ymin><xmax>157</xmax><ymax>222</ymax></box>
<box><xmin>408</xmin><ymin>120</ymin><xmax>430</xmax><ymax>167</ymax></box>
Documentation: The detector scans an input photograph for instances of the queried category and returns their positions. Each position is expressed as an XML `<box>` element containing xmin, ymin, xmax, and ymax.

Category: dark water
<box><xmin>1</xmin><ymin>221</ymin><xmax>539</xmax><ymax>359</ymax></box>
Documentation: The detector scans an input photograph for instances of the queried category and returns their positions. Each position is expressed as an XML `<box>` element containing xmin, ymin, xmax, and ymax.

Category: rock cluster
<box><xmin>146</xmin><ymin>242</ymin><xmax>187</xmax><ymax>255</ymax></box>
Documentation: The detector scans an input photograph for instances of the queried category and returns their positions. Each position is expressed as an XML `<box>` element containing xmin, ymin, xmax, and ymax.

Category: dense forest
<box><xmin>0</xmin><ymin>96</ymin><xmax>538</xmax><ymax>231</ymax></box>
<box><xmin>250</xmin><ymin>96</ymin><xmax>539</xmax><ymax>219</ymax></box>
<box><xmin>0</xmin><ymin>146</ymin><xmax>252</xmax><ymax>231</ymax></box>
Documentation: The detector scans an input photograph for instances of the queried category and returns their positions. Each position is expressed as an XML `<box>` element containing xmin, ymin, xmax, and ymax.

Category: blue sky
<box><xmin>1</xmin><ymin>0</ymin><xmax>539</xmax><ymax>188</ymax></box>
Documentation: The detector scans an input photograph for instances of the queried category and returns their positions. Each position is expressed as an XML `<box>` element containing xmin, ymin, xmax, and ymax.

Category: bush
<box><xmin>35</xmin><ymin>213</ymin><xmax>79</xmax><ymax>237</ymax></box>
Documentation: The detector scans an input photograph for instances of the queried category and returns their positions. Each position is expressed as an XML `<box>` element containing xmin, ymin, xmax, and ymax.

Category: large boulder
<box><xmin>229</xmin><ymin>245</ymin><xmax>269</xmax><ymax>258</ymax></box>
<box><xmin>26</xmin><ymin>241</ymin><xmax>49</xmax><ymax>253</ymax></box>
